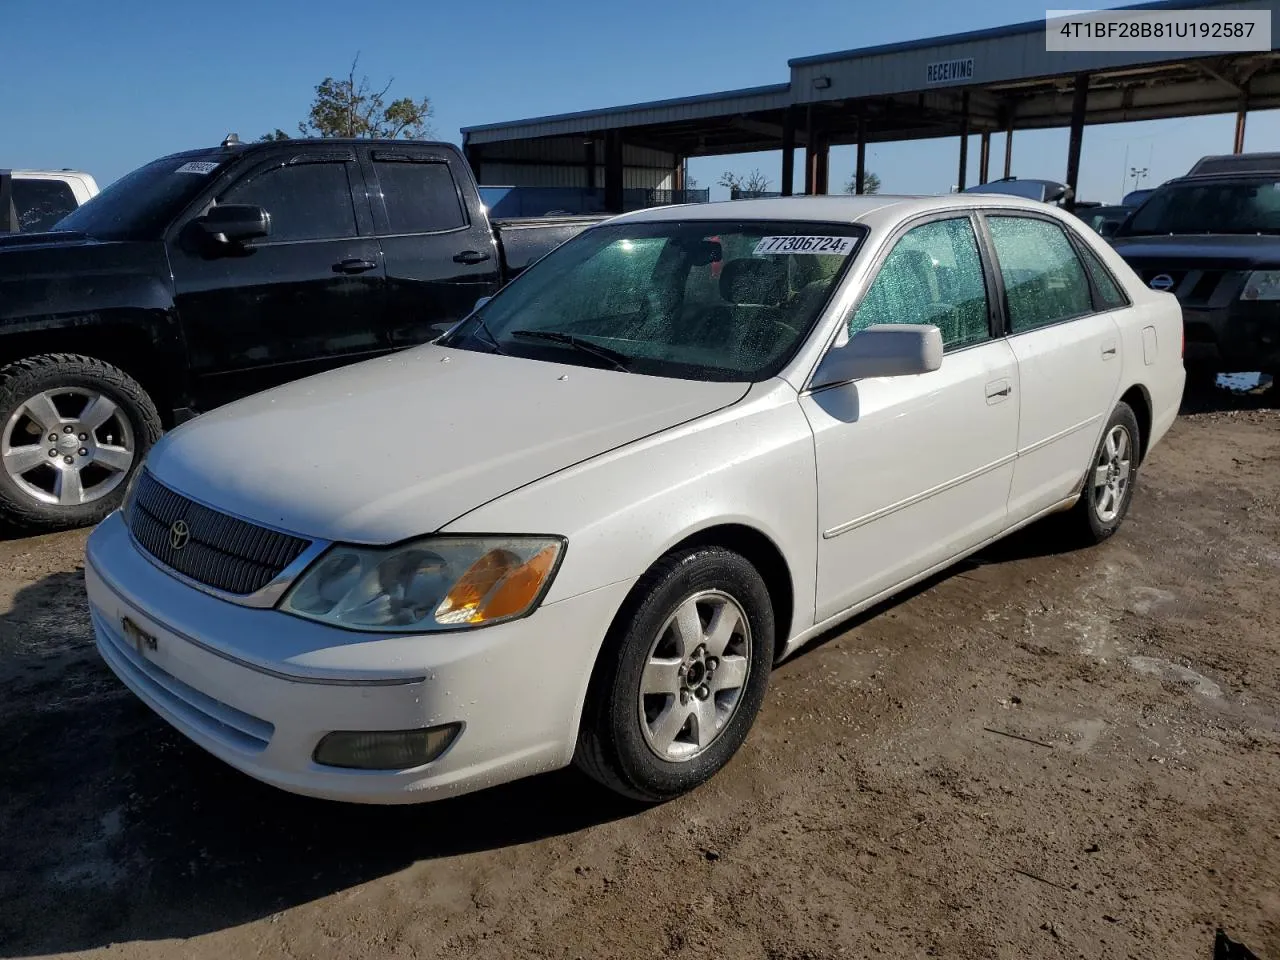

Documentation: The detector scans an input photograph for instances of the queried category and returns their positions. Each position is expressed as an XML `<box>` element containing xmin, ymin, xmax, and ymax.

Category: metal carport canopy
<box><xmin>461</xmin><ymin>0</ymin><xmax>1280</xmax><ymax>205</ymax></box>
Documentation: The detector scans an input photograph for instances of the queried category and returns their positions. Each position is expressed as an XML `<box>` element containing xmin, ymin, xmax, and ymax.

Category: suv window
<box><xmin>221</xmin><ymin>162</ymin><xmax>357</xmax><ymax>242</ymax></box>
<box><xmin>849</xmin><ymin>217</ymin><xmax>990</xmax><ymax>350</ymax></box>
<box><xmin>13</xmin><ymin>179</ymin><xmax>78</xmax><ymax>232</ymax></box>
<box><xmin>987</xmin><ymin>216</ymin><xmax>1093</xmax><ymax>332</ymax></box>
<box><xmin>374</xmin><ymin>160</ymin><xmax>466</xmax><ymax>234</ymax></box>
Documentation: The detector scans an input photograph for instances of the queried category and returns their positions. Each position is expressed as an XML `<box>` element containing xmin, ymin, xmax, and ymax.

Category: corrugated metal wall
<box><xmin>479</xmin><ymin>163</ymin><xmax>672</xmax><ymax>190</ymax></box>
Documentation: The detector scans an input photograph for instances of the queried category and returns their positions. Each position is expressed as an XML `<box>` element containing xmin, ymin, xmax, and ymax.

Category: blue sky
<box><xmin>5</xmin><ymin>0</ymin><xmax>1276</xmax><ymax>204</ymax></box>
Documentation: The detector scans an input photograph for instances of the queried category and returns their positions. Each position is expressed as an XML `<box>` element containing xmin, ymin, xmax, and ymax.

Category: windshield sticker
<box><xmin>753</xmin><ymin>235</ymin><xmax>857</xmax><ymax>256</ymax></box>
<box><xmin>175</xmin><ymin>161</ymin><xmax>221</xmax><ymax>175</ymax></box>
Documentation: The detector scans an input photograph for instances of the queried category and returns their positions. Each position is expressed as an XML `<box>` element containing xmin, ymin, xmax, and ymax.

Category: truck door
<box><xmin>361</xmin><ymin>145</ymin><xmax>503</xmax><ymax>346</ymax></box>
<box><xmin>169</xmin><ymin>151</ymin><xmax>388</xmax><ymax>410</ymax></box>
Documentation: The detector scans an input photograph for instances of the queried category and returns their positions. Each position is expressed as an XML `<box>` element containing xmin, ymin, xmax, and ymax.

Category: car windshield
<box><xmin>1120</xmin><ymin>178</ymin><xmax>1280</xmax><ymax>236</ymax></box>
<box><xmin>54</xmin><ymin>154</ymin><xmax>231</xmax><ymax>239</ymax></box>
<box><xmin>441</xmin><ymin>219</ymin><xmax>865</xmax><ymax>382</ymax></box>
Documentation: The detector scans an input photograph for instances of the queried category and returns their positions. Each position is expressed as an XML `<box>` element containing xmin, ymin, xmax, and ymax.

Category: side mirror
<box><xmin>197</xmin><ymin>204</ymin><xmax>271</xmax><ymax>244</ymax></box>
<box><xmin>810</xmin><ymin>324</ymin><xmax>943</xmax><ymax>389</ymax></box>
<box><xmin>1098</xmin><ymin>219</ymin><xmax>1120</xmax><ymax>239</ymax></box>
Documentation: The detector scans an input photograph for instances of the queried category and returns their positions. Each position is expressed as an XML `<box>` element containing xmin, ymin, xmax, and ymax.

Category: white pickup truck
<box><xmin>1</xmin><ymin>169</ymin><xmax>99</xmax><ymax>233</ymax></box>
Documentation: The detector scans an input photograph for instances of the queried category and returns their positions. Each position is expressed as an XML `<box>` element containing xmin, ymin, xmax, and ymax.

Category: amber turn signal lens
<box><xmin>435</xmin><ymin>544</ymin><xmax>560</xmax><ymax>625</ymax></box>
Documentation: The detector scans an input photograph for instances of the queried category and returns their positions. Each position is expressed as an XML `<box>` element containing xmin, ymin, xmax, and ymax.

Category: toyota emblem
<box><xmin>1149</xmin><ymin>274</ymin><xmax>1175</xmax><ymax>291</ymax></box>
<box><xmin>169</xmin><ymin>519</ymin><xmax>191</xmax><ymax>551</ymax></box>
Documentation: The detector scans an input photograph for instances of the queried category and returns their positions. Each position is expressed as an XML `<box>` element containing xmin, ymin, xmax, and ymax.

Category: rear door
<box><xmin>170</xmin><ymin>151</ymin><xmax>387</xmax><ymax>408</ymax></box>
<box><xmin>362</xmin><ymin>145</ymin><xmax>503</xmax><ymax>346</ymax></box>
<box><xmin>981</xmin><ymin>212</ymin><xmax>1126</xmax><ymax>524</ymax></box>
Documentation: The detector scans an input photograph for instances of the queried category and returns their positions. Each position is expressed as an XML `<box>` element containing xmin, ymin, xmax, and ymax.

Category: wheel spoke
<box><xmin>1116</xmin><ymin>460</ymin><xmax>1131</xmax><ymax>484</ymax></box>
<box><xmin>670</xmin><ymin>601</ymin><xmax>703</xmax><ymax>658</ymax></box>
<box><xmin>710</xmin><ymin>654</ymin><xmax>749</xmax><ymax>694</ymax></box>
<box><xmin>54</xmin><ymin>467</ymin><xmax>84</xmax><ymax>505</ymax></box>
<box><xmin>3</xmin><ymin>445</ymin><xmax>49</xmax><ymax>477</ymax></box>
<box><xmin>691</xmin><ymin>698</ymin><xmax>717</xmax><ymax>748</ymax></box>
<box><xmin>1094</xmin><ymin>465</ymin><xmax>1110</xmax><ymax>488</ymax></box>
<box><xmin>1099</xmin><ymin>487</ymin><xmax>1114</xmax><ymax>515</ymax></box>
<box><xmin>78</xmin><ymin>394</ymin><xmax>118</xmax><ymax>432</ymax></box>
<box><xmin>92</xmin><ymin>444</ymin><xmax>133</xmax><ymax>473</ymax></box>
<box><xmin>641</xmin><ymin>657</ymin><xmax>683</xmax><ymax>697</ymax></box>
<box><xmin>703</xmin><ymin>602</ymin><xmax>742</xmax><ymax>657</ymax></box>
<box><xmin>22</xmin><ymin>393</ymin><xmax>64</xmax><ymax>432</ymax></box>
<box><xmin>1114</xmin><ymin>430</ymin><xmax>1129</xmax><ymax>461</ymax></box>
<box><xmin>649</xmin><ymin>700</ymin><xmax>693</xmax><ymax>753</ymax></box>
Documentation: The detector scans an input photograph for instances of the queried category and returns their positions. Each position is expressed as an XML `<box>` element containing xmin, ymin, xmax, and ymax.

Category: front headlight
<box><xmin>1240</xmin><ymin>271</ymin><xmax>1280</xmax><ymax>301</ymax></box>
<box><xmin>279</xmin><ymin>536</ymin><xmax>565</xmax><ymax>632</ymax></box>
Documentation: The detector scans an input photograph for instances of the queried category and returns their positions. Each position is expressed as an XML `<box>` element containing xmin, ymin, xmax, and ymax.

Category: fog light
<box><xmin>313</xmin><ymin>724</ymin><xmax>461</xmax><ymax>770</ymax></box>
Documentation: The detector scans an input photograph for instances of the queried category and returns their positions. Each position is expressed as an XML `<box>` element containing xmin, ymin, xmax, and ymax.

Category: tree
<box><xmin>718</xmin><ymin>169</ymin><xmax>772</xmax><ymax>194</ymax></box>
<box><xmin>297</xmin><ymin>54</ymin><xmax>433</xmax><ymax>139</ymax></box>
<box><xmin>843</xmin><ymin>171</ymin><xmax>882</xmax><ymax>195</ymax></box>
<box><xmin>257</xmin><ymin>129</ymin><xmax>291</xmax><ymax>141</ymax></box>
<box><xmin>844</xmin><ymin>170</ymin><xmax>881</xmax><ymax>194</ymax></box>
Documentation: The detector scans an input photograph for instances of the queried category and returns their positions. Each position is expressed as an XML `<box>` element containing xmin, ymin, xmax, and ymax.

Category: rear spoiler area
<box><xmin>0</xmin><ymin>170</ymin><xmax>17</xmax><ymax>233</ymax></box>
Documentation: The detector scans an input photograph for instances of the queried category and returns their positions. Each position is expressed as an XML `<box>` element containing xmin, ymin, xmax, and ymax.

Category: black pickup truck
<box><xmin>1109</xmin><ymin>153</ymin><xmax>1280</xmax><ymax>398</ymax></box>
<box><xmin>0</xmin><ymin>136</ymin><xmax>602</xmax><ymax>531</ymax></box>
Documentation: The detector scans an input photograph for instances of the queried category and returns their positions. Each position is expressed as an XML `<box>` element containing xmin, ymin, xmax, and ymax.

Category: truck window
<box><xmin>373</xmin><ymin>160</ymin><xmax>467</xmax><ymax>234</ymax></box>
<box><xmin>221</xmin><ymin>162</ymin><xmax>357</xmax><ymax>242</ymax></box>
<box><xmin>13</xmin><ymin>180</ymin><xmax>78</xmax><ymax>232</ymax></box>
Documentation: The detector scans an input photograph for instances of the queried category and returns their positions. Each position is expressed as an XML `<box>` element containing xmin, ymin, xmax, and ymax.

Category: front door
<box><xmin>170</xmin><ymin>155</ymin><xmax>387</xmax><ymax>410</ymax></box>
<box><xmin>800</xmin><ymin>214</ymin><xmax>1020</xmax><ymax>622</ymax></box>
<box><xmin>981</xmin><ymin>214</ymin><xmax>1126</xmax><ymax>524</ymax></box>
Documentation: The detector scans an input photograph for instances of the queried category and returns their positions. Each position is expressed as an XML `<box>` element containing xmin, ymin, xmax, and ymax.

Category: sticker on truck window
<box><xmin>175</xmin><ymin>161</ymin><xmax>221</xmax><ymax>175</ymax></box>
<box><xmin>753</xmin><ymin>235</ymin><xmax>857</xmax><ymax>256</ymax></box>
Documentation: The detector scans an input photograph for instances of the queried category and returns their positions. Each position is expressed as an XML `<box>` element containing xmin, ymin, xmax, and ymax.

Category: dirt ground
<box><xmin>1</xmin><ymin>383</ymin><xmax>1278</xmax><ymax>960</ymax></box>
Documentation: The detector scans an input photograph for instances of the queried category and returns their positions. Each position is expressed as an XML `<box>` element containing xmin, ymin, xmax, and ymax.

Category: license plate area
<box><xmin>121</xmin><ymin>615</ymin><xmax>159</xmax><ymax>656</ymax></box>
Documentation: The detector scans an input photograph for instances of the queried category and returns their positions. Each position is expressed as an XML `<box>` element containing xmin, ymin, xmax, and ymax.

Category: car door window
<box><xmin>1076</xmin><ymin>242</ymin><xmax>1128</xmax><ymax>310</ymax></box>
<box><xmin>221</xmin><ymin>162</ymin><xmax>357</xmax><ymax>242</ymax></box>
<box><xmin>987</xmin><ymin>216</ymin><xmax>1094</xmax><ymax>332</ymax></box>
<box><xmin>12</xmin><ymin>179</ymin><xmax>78</xmax><ymax>232</ymax></box>
<box><xmin>848</xmin><ymin>217</ymin><xmax>990</xmax><ymax>350</ymax></box>
<box><xmin>373</xmin><ymin>160</ymin><xmax>467</xmax><ymax>234</ymax></box>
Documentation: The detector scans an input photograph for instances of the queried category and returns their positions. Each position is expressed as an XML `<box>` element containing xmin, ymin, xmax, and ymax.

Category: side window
<box><xmin>848</xmin><ymin>217</ymin><xmax>990</xmax><ymax>351</ymax></box>
<box><xmin>373</xmin><ymin>160</ymin><xmax>467</xmax><ymax>234</ymax></box>
<box><xmin>987</xmin><ymin>216</ymin><xmax>1094</xmax><ymax>332</ymax></box>
<box><xmin>1076</xmin><ymin>242</ymin><xmax>1128</xmax><ymax>310</ymax></box>
<box><xmin>221</xmin><ymin>162</ymin><xmax>357</xmax><ymax>242</ymax></box>
<box><xmin>12</xmin><ymin>180</ymin><xmax>78</xmax><ymax>232</ymax></box>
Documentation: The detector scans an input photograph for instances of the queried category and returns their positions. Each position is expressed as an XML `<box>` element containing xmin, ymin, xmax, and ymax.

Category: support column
<box><xmin>957</xmin><ymin>91</ymin><xmax>970</xmax><ymax>192</ymax></box>
<box><xmin>604</xmin><ymin>129</ymin><xmax>624</xmax><ymax>213</ymax></box>
<box><xmin>672</xmin><ymin>156</ymin><xmax>685</xmax><ymax>192</ymax></box>
<box><xmin>583</xmin><ymin>139</ymin><xmax>596</xmax><ymax>191</ymax></box>
<box><xmin>1003</xmin><ymin>116</ymin><xmax>1014</xmax><ymax>179</ymax></box>
<box><xmin>979</xmin><ymin>130</ymin><xmax>991</xmax><ymax>184</ymax></box>
<box><xmin>780</xmin><ymin>106</ymin><xmax>796</xmax><ymax>197</ymax></box>
<box><xmin>812</xmin><ymin>134</ymin><xmax>829</xmax><ymax>195</ymax></box>
<box><xmin>856</xmin><ymin>116</ymin><xmax>867</xmax><ymax>194</ymax></box>
<box><xmin>803</xmin><ymin>106</ymin><xmax>817</xmax><ymax>194</ymax></box>
<box><xmin>1234</xmin><ymin>82</ymin><xmax>1250</xmax><ymax>153</ymax></box>
<box><xmin>1064</xmin><ymin>72</ymin><xmax>1089</xmax><ymax>213</ymax></box>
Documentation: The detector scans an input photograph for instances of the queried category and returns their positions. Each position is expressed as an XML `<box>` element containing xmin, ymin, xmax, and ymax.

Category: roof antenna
<box><xmin>221</xmin><ymin>132</ymin><xmax>241</xmax><ymax>148</ymax></box>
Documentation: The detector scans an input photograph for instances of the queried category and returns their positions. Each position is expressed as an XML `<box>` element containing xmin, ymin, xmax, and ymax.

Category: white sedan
<box><xmin>84</xmin><ymin>195</ymin><xmax>1185</xmax><ymax>804</ymax></box>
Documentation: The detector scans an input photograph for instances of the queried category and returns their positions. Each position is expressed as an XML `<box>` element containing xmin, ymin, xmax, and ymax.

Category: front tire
<box><xmin>1062</xmin><ymin>401</ymin><xmax>1141</xmax><ymax>546</ymax></box>
<box><xmin>574</xmin><ymin>546</ymin><xmax>774</xmax><ymax>803</ymax></box>
<box><xmin>0</xmin><ymin>354</ymin><xmax>162</xmax><ymax>531</ymax></box>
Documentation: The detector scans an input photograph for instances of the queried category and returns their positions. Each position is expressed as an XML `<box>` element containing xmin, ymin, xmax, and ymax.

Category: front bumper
<box><xmin>1181</xmin><ymin>301</ymin><xmax>1280</xmax><ymax>372</ymax></box>
<box><xmin>85</xmin><ymin>512</ymin><xmax>632</xmax><ymax>804</ymax></box>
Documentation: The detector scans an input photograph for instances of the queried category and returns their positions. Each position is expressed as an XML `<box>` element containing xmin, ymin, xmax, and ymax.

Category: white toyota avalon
<box><xmin>85</xmin><ymin>195</ymin><xmax>1185</xmax><ymax>804</ymax></box>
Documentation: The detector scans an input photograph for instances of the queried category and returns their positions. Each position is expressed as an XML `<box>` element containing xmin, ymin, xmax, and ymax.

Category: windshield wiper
<box><xmin>509</xmin><ymin>329</ymin><xmax>631</xmax><ymax>371</ymax></box>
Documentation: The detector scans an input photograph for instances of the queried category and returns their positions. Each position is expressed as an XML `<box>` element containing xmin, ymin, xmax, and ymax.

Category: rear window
<box><xmin>13</xmin><ymin>180</ymin><xmax>79</xmax><ymax>232</ymax></box>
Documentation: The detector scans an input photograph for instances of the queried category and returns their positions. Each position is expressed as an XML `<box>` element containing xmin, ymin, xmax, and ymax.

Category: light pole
<box><xmin>1129</xmin><ymin>166</ymin><xmax>1149</xmax><ymax>194</ymax></box>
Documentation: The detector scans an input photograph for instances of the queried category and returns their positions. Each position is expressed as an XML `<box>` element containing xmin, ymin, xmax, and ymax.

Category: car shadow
<box><xmin>1179</xmin><ymin>374</ymin><xmax>1275</xmax><ymax>415</ymax></box>
<box><xmin>0</xmin><ymin>568</ymin><xmax>645</xmax><ymax>956</ymax></box>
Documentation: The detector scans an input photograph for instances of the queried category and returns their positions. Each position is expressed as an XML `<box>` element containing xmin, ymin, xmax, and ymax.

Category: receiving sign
<box><xmin>925</xmin><ymin>57</ymin><xmax>974</xmax><ymax>85</ymax></box>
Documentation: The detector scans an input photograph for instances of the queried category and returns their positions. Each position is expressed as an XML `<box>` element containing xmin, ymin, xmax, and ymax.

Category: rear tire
<box><xmin>1060</xmin><ymin>401</ymin><xmax>1141</xmax><ymax>547</ymax></box>
<box><xmin>0</xmin><ymin>354</ymin><xmax>162</xmax><ymax>532</ymax></box>
<box><xmin>574</xmin><ymin>546</ymin><xmax>774</xmax><ymax>803</ymax></box>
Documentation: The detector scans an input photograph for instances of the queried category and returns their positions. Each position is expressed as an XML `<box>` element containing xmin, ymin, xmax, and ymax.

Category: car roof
<box><xmin>608</xmin><ymin>193</ymin><xmax>1063</xmax><ymax>229</ymax></box>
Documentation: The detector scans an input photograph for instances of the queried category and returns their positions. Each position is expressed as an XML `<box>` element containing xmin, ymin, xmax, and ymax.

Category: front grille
<box><xmin>1137</xmin><ymin>268</ymin><xmax>1232</xmax><ymax>306</ymax></box>
<box><xmin>128</xmin><ymin>471</ymin><xmax>311</xmax><ymax>595</ymax></box>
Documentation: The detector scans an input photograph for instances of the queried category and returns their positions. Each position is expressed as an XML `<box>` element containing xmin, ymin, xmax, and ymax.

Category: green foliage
<box><xmin>844</xmin><ymin>171</ymin><xmax>882</xmax><ymax>194</ymax></box>
<box><xmin>297</xmin><ymin>54</ymin><xmax>433</xmax><ymax>139</ymax></box>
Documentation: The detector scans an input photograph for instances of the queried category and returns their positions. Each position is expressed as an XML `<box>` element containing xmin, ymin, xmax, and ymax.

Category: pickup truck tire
<box><xmin>1060</xmin><ymin>401</ymin><xmax>1141</xmax><ymax>547</ymax></box>
<box><xmin>574</xmin><ymin>546</ymin><xmax>773</xmax><ymax>803</ymax></box>
<box><xmin>0</xmin><ymin>354</ymin><xmax>162</xmax><ymax>531</ymax></box>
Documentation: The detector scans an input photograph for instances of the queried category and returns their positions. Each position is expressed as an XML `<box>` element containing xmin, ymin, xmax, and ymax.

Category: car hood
<box><xmin>147</xmin><ymin>345</ymin><xmax>749</xmax><ymax>544</ymax></box>
<box><xmin>1110</xmin><ymin>234</ymin><xmax>1280</xmax><ymax>270</ymax></box>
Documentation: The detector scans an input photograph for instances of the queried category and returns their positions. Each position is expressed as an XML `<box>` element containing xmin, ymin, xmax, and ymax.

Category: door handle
<box><xmin>1101</xmin><ymin>340</ymin><xmax>1118</xmax><ymax>359</ymax></box>
<box><xmin>985</xmin><ymin>379</ymin><xmax>1013</xmax><ymax>403</ymax></box>
<box><xmin>333</xmin><ymin>257</ymin><xmax>377</xmax><ymax>274</ymax></box>
<box><xmin>453</xmin><ymin>250</ymin><xmax>491</xmax><ymax>265</ymax></box>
